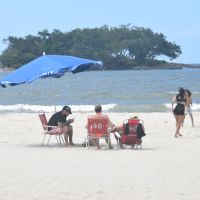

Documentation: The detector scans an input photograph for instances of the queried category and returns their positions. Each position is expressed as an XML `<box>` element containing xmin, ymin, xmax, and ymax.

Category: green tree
<box><xmin>0</xmin><ymin>25</ymin><xmax>182</xmax><ymax>69</ymax></box>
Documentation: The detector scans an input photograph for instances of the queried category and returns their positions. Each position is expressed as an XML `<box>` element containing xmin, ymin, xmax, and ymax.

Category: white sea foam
<box><xmin>0</xmin><ymin>104</ymin><xmax>117</xmax><ymax>113</ymax></box>
<box><xmin>164</xmin><ymin>103</ymin><xmax>200</xmax><ymax>111</ymax></box>
<box><xmin>167</xmin><ymin>91</ymin><xmax>178</xmax><ymax>94</ymax></box>
<box><xmin>190</xmin><ymin>103</ymin><xmax>200</xmax><ymax>110</ymax></box>
<box><xmin>167</xmin><ymin>91</ymin><xmax>200</xmax><ymax>94</ymax></box>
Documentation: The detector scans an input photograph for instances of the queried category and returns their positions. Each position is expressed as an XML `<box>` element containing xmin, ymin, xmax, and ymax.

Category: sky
<box><xmin>0</xmin><ymin>0</ymin><xmax>199</xmax><ymax>64</ymax></box>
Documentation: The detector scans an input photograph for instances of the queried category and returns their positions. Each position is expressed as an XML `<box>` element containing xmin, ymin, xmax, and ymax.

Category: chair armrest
<box><xmin>43</xmin><ymin>125</ymin><xmax>58</xmax><ymax>129</ymax></box>
<box><xmin>114</xmin><ymin>132</ymin><xmax>121</xmax><ymax>138</ymax></box>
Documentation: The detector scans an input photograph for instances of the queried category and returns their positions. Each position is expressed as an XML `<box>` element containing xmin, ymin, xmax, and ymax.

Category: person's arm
<box><xmin>107</xmin><ymin>116</ymin><xmax>116</xmax><ymax>129</ymax></box>
<box><xmin>65</xmin><ymin>118</ymin><xmax>74</xmax><ymax>126</ymax></box>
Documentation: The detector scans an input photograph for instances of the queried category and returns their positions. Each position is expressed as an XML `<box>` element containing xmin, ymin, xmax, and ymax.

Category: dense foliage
<box><xmin>0</xmin><ymin>25</ymin><xmax>182</xmax><ymax>69</ymax></box>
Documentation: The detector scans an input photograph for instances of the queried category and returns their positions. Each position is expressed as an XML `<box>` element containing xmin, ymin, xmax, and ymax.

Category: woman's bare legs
<box><xmin>174</xmin><ymin>115</ymin><xmax>184</xmax><ymax>137</ymax></box>
<box><xmin>189</xmin><ymin>113</ymin><xmax>194</xmax><ymax>127</ymax></box>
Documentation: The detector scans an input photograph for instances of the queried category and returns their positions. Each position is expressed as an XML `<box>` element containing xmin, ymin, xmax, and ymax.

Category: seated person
<box><xmin>86</xmin><ymin>104</ymin><xmax>116</xmax><ymax>149</ymax></box>
<box><xmin>110</xmin><ymin>116</ymin><xmax>144</xmax><ymax>147</ymax></box>
<box><xmin>48</xmin><ymin>106</ymin><xmax>74</xmax><ymax>145</ymax></box>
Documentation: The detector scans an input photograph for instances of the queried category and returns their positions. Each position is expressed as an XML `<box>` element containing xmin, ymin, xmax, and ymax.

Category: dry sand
<box><xmin>0</xmin><ymin>112</ymin><xmax>200</xmax><ymax>200</ymax></box>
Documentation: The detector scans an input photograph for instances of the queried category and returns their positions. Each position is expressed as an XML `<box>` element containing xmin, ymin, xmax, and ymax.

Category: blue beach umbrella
<box><xmin>0</xmin><ymin>54</ymin><xmax>103</xmax><ymax>111</ymax></box>
<box><xmin>0</xmin><ymin>55</ymin><xmax>103</xmax><ymax>87</ymax></box>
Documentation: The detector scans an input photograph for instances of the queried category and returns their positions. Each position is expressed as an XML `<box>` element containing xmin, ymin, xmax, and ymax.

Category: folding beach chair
<box><xmin>120</xmin><ymin>118</ymin><xmax>145</xmax><ymax>149</ymax></box>
<box><xmin>86</xmin><ymin>116</ymin><xmax>110</xmax><ymax>149</ymax></box>
<box><xmin>38</xmin><ymin>110</ymin><xmax>65</xmax><ymax>145</ymax></box>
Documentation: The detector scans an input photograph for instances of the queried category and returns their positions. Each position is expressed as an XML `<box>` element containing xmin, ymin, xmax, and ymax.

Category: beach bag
<box><xmin>124</xmin><ymin>123</ymin><xmax>129</xmax><ymax>135</ymax></box>
<box><xmin>136</xmin><ymin>123</ymin><xmax>146</xmax><ymax>139</ymax></box>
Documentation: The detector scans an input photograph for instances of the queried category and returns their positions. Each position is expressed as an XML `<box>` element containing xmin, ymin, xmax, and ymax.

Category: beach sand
<box><xmin>0</xmin><ymin>112</ymin><xmax>200</xmax><ymax>200</ymax></box>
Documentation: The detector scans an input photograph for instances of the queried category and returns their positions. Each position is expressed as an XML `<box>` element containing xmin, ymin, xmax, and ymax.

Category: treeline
<box><xmin>0</xmin><ymin>24</ymin><xmax>182</xmax><ymax>69</ymax></box>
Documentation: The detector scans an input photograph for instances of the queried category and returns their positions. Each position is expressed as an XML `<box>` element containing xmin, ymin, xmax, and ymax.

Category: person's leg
<box><xmin>114</xmin><ymin>133</ymin><xmax>119</xmax><ymax>142</ymax></box>
<box><xmin>108</xmin><ymin>134</ymin><xmax>113</xmax><ymax>149</ymax></box>
<box><xmin>92</xmin><ymin>138</ymin><xmax>100</xmax><ymax>149</ymax></box>
<box><xmin>67</xmin><ymin>125</ymin><xmax>74</xmax><ymax>145</ymax></box>
<box><xmin>104</xmin><ymin>136</ymin><xmax>112</xmax><ymax>149</ymax></box>
<box><xmin>174</xmin><ymin>115</ymin><xmax>179</xmax><ymax>137</ymax></box>
<box><xmin>182</xmin><ymin>113</ymin><xmax>186</xmax><ymax>127</ymax></box>
<box><xmin>110</xmin><ymin>128</ymin><xmax>119</xmax><ymax>144</ymax></box>
<box><xmin>62</xmin><ymin>126</ymin><xmax>69</xmax><ymax>144</ymax></box>
<box><xmin>109</xmin><ymin>125</ymin><xmax>123</xmax><ymax>143</ymax></box>
<box><xmin>189</xmin><ymin>113</ymin><xmax>194</xmax><ymax>127</ymax></box>
<box><xmin>175</xmin><ymin>123</ymin><xmax>181</xmax><ymax>137</ymax></box>
<box><xmin>179</xmin><ymin>115</ymin><xmax>185</xmax><ymax>135</ymax></box>
<box><xmin>176</xmin><ymin>116</ymin><xmax>184</xmax><ymax>137</ymax></box>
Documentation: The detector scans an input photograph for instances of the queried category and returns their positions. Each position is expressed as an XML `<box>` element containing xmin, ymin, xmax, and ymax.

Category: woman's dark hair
<box><xmin>185</xmin><ymin>89</ymin><xmax>191</xmax><ymax>97</ymax></box>
<box><xmin>178</xmin><ymin>87</ymin><xmax>185</xmax><ymax>98</ymax></box>
<box><xmin>95</xmin><ymin>104</ymin><xmax>102</xmax><ymax>113</ymax></box>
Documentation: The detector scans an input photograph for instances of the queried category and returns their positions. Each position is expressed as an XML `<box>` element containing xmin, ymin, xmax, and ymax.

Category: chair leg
<box><xmin>57</xmin><ymin>135</ymin><xmax>60</xmax><ymax>144</ymax></box>
<box><xmin>86</xmin><ymin>137</ymin><xmax>91</xmax><ymax>148</ymax></box>
<box><xmin>55</xmin><ymin>135</ymin><xmax>60</xmax><ymax>144</ymax></box>
<box><xmin>116</xmin><ymin>141</ymin><xmax>119</xmax><ymax>148</ymax></box>
<box><xmin>47</xmin><ymin>135</ymin><xmax>51</xmax><ymax>145</ymax></box>
<box><xmin>114</xmin><ymin>132</ymin><xmax>121</xmax><ymax>148</ymax></box>
<box><xmin>107</xmin><ymin>137</ymin><xmax>110</xmax><ymax>149</ymax></box>
<box><xmin>43</xmin><ymin>133</ymin><xmax>65</xmax><ymax>146</ymax></box>
<box><xmin>61</xmin><ymin>135</ymin><xmax>65</xmax><ymax>143</ymax></box>
<box><xmin>107</xmin><ymin>135</ymin><xmax>113</xmax><ymax>149</ymax></box>
<box><xmin>42</xmin><ymin>133</ymin><xmax>47</xmax><ymax>145</ymax></box>
<box><xmin>86</xmin><ymin>137</ymin><xmax>89</xmax><ymax>148</ymax></box>
<box><xmin>58</xmin><ymin>135</ymin><xmax>64</xmax><ymax>144</ymax></box>
<box><xmin>58</xmin><ymin>135</ymin><xmax>62</xmax><ymax>144</ymax></box>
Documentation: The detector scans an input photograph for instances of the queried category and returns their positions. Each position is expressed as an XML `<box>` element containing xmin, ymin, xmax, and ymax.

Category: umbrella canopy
<box><xmin>0</xmin><ymin>55</ymin><xmax>103</xmax><ymax>87</ymax></box>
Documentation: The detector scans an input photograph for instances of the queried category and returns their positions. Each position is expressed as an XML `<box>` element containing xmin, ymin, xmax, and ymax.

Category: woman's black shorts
<box><xmin>173</xmin><ymin>104</ymin><xmax>185</xmax><ymax>115</ymax></box>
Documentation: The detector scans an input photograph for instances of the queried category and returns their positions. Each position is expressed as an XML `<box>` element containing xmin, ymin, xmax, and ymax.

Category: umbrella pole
<box><xmin>51</xmin><ymin>77</ymin><xmax>57</xmax><ymax>112</ymax></box>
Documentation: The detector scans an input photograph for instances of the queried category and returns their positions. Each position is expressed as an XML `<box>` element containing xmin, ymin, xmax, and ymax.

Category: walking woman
<box><xmin>172</xmin><ymin>87</ymin><xmax>186</xmax><ymax>137</ymax></box>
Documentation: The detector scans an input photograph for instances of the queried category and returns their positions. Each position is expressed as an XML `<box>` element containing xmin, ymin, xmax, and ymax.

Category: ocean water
<box><xmin>0</xmin><ymin>67</ymin><xmax>200</xmax><ymax>113</ymax></box>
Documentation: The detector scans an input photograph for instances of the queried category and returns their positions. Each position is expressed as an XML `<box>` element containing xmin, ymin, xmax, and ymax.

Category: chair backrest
<box><xmin>121</xmin><ymin>118</ymin><xmax>141</xmax><ymax>145</ymax></box>
<box><xmin>38</xmin><ymin>110</ymin><xmax>48</xmax><ymax>130</ymax></box>
<box><xmin>123</xmin><ymin>119</ymin><xmax>140</xmax><ymax>135</ymax></box>
<box><xmin>88</xmin><ymin>117</ymin><xmax>108</xmax><ymax>137</ymax></box>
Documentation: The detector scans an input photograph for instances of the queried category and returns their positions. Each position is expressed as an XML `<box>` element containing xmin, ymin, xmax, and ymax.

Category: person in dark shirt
<box><xmin>48</xmin><ymin>106</ymin><xmax>74</xmax><ymax>145</ymax></box>
<box><xmin>172</xmin><ymin>87</ymin><xmax>186</xmax><ymax>137</ymax></box>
